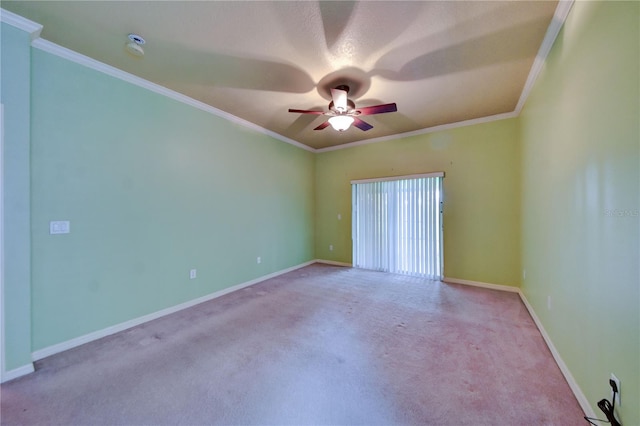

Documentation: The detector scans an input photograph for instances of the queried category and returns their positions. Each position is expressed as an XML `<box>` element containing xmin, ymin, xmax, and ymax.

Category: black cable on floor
<box><xmin>584</xmin><ymin>385</ymin><xmax>621</xmax><ymax>426</ymax></box>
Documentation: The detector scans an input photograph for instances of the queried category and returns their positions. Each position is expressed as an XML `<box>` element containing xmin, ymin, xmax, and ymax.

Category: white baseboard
<box><xmin>443</xmin><ymin>277</ymin><xmax>520</xmax><ymax>293</ymax></box>
<box><xmin>315</xmin><ymin>259</ymin><xmax>352</xmax><ymax>267</ymax></box>
<box><xmin>1</xmin><ymin>362</ymin><xmax>35</xmax><ymax>383</ymax></box>
<box><xmin>25</xmin><ymin>263</ymin><xmax>596</xmax><ymax>419</ymax></box>
<box><xmin>32</xmin><ymin>260</ymin><xmax>315</xmax><ymax>361</ymax></box>
<box><xmin>444</xmin><ymin>276</ymin><xmax>595</xmax><ymax>418</ymax></box>
<box><xmin>518</xmin><ymin>292</ymin><xmax>596</xmax><ymax>419</ymax></box>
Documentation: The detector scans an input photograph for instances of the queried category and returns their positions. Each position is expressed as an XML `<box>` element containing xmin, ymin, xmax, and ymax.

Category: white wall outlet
<box><xmin>547</xmin><ymin>295</ymin><xmax>552</xmax><ymax>310</ymax></box>
<box><xmin>189</xmin><ymin>269</ymin><xmax>197</xmax><ymax>279</ymax></box>
<box><xmin>257</xmin><ymin>256</ymin><xmax>261</xmax><ymax>264</ymax></box>
<box><xmin>337</xmin><ymin>213</ymin><xmax>342</xmax><ymax>220</ymax></box>
<box><xmin>50</xmin><ymin>220</ymin><xmax>70</xmax><ymax>234</ymax></box>
<box><xmin>610</xmin><ymin>373</ymin><xmax>621</xmax><ymax>406</ymax></box>
<box><xmin>329</xmin><ymin>244</ymin><xmax>333</xmax><ymax>251</ymax></box>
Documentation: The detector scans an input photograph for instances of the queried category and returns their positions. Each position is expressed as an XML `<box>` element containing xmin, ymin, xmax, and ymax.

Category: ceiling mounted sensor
<box><xmin>289</xmin><ymin>85</ymin><xmax>397</xmax><ymax>132</ymax></box>
<box><xmin>125</xmin><ymin>33</ymin><xmax>145</xmax><ymax>57</ymax></box>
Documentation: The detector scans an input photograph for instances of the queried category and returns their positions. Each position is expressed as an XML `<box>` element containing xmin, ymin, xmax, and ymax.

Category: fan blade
<box><xmin>314</xmin><ymin>121</ymin><xmax>331</xmax><ymax>130</ymax></box>
<box><xmin>353</xmin><ymin>117</ymin><xmax>373</xmax><ymax>131</ymax></box>
<box><xmin>357</xmin><ymin>103</ymin><xmax>397</xmax><ymax>115</ymax></box>
<box><xmin>331</xmin><ymin>88</ymin><xmax>348</xmax><ymax>112</ymax></box>
<box><xmin>289</xmin><ymin>108</ymin><xmax>326</xmax><ymax>115</ymax></box>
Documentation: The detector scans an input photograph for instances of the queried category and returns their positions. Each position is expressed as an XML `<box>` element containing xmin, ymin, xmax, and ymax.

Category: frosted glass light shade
<box><xmin>328</xmin><ymin>115</ymin><xmax>354</xmax><ymax>131</ymax></box>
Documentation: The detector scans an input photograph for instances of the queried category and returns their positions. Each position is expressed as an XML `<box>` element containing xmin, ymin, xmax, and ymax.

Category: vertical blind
<box><xmin>352</xmin><ymin>173</ymin><xmax>443</xmax><ymax>279</ymax></box>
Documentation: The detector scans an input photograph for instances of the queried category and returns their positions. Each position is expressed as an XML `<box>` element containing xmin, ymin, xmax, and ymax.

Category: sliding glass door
<box><xmin>352</xmin><ymin>173</ymin><xmax>443</xmax><ymax>279</ymax></box>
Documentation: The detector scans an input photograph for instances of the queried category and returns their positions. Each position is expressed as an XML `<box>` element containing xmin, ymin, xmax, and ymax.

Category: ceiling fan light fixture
<box><xmin>328</xmin><ymin>115</ymin><xmax>354</xmax><ymax>131</ymax></box>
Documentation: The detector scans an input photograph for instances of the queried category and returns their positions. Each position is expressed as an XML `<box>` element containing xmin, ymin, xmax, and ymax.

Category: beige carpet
<box><xmin>1</xmin><ymin>264</ymin><xmax>585</xmax><ymax>425</ymax></box>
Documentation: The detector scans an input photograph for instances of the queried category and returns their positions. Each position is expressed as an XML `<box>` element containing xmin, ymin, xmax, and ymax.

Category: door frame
<box><xmin>1</xmin><ymin>103</ymin><xmax>6</xmax><ymax>377</ymax></box>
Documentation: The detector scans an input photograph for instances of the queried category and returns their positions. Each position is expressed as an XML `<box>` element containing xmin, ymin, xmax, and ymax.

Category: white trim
<box><xmin>29</xmin><ymin>38</ymin><xmax>315</xmax><ymax>153</ymax></box>
<box><xmin>518</xmin><ymin>291</ymin><xmax>596</xmax><ymax>419</ymax></box>
<box><xmin>32</xmin><ymin>260</ymin><xmax>315</xmax><ymax>361</ymax></box>
<box><xmin>18</xmin><ymin>259</ymin><xmax>596</xmax><ymax>419</ymax></box>
<box><xmin>442</xmin><ymin>277</ymin><xmax>520</xmax><ymax>293</ymax></box>
<box><xmin>316</xmin><ymin>112</ymin><xmax>518</xmax><ymax>153</ymax></box>
<box><xmin>0</xmin><ymin>104</ymin><xmax>4</xmax><ymax>379</ymax></box>
<box><xmin>351</xmin><ymin>172</ymin><xmax>444</xmax><ymax>185</ymax></box>
<box><xmin>443</xmin><ymin>276</ymin><xmax>595</xmax><ymax>419</ymax></box>
<box><xmin>0</xmin><ymin>8</ymin><xmax>42</xmax><ymax>39</ymax></box>
<box><xmin>315</xmin><ymin>259</ymin><xmax>352</xmax><ymax>267</ymax></box>
<box><xmin>514</xmin><ymin>0</ymin><xmax>574</xmax><ymax>113</ymax></box>
<box><xmin>2</xmin><ymin>3</ymin><xmax>574</xmax><ymax>156</ymax></box>
<box><xmin>317</xmin><ymin>1</ymin><xmax>573</xmax><ymax>154</ymax></box>
<box><xmin>1</xmin><ymin>363</ymin><xmax>35</xmax><ymax>383</ymax></box>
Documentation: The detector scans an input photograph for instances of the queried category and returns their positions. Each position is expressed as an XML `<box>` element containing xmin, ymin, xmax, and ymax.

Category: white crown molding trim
<box><xmin>3</xmin><ymin>3</ymin><xmax>574</xmax><ymax>156</ymax></box>
<box><xmin>514</xmin><ymin>0</ymin><xmax>574</xmax><ymax>113</ymax></box>
<box><xmin>32</xmin><ymin>260</ymin><xmax>315</xmax><ymax>361</ymax></box>
<box><xmin>315</xmin><ymin>1</ymin><xmax>574</xmax><ymax>154</ymax></box>
<box><xmin>518</xmin><ymin>291</ymin><xmax>596</xmax><ymax>420</ymax></box>
<box><xmin>0</xmin><ymin>8</ymin><xmax>42</xmax><ymax>39</ymax></box>
<box><xmin>316</xmin><ymin>111</ymin><xmax>518</xmax><ymax>153</ymax></box>
<box><xmin>443</xmin><ymin>277</ymin><xmax>520</xmax><ymax>293</ymax></box>
<box><xmin>29</xmin><ymin>38</ymin><xmax>314</xmax><ymax>153</ymax></box>
<box><xmin>1</xmin><ymin>362</ymin><xmax>35</xmax><ymax>383</ymax></box>
<box><xmin>315</xmin><ymin>259</ymin><xmax>352</xmax><ymax>267</ymax></box>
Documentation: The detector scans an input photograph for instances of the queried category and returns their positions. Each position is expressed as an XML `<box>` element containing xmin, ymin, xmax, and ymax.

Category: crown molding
<box><xmin>514</xmin><ymin>0</ymin><xmax>574</xmax><ymax>114</ymax></box>
<box><xmin>316</xmin><ymin>111</ymin><xmax>518</xmax><ymax>153</ymax></box>
<box><xmin>319</xmin><ymin>0</ymin><xmax>574</xmax><ymax>154</ymax></box>
<box><xmin>29</xmin><ymin>39</ymin><xmax>314</xmax><ymax>153</ymax></box>
<box><xmin>0</xmin><ymin>8</ymin><xmax>42</xmax><ymax>40</ymax></box>
<box><xmin>5</xmin><ymin>2</ymin><xmax>574</xmax><ymax>155</ymax></box>
<box><xmin>1</xmin><ymin>8</ymin><xmax>312</xmax><ymax>153</ymax></box>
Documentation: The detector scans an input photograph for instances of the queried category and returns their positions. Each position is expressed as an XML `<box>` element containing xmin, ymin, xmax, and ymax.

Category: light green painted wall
<box><xmin>3</xmin><ymin>5</ymin><xmax>638</xmax><ymax>420</ymax></box>
<box><xmin>520</xmin><ymin>1</ymin><xmax>639</xmax><ymax>423</ymax></box>
<box><xmin>1</xmin><ymin>23</ymin><xmax>33</xmax><ymax>371</ymax></box>
<box><xmin>28</xmin><ymin>49</ymin><xmax>315</xmax><ymax>350</ymax></box>
<box><xmin>315</xmin><ymin>119</ymin><xmax>521</xmax><ymax>286</ymax></box>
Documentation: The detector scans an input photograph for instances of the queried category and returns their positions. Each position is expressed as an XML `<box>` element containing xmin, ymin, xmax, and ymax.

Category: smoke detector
<box><xmin>125</xmin><ymin>33</ymin><xmax>145</xmax><ymax>57</ymax></box>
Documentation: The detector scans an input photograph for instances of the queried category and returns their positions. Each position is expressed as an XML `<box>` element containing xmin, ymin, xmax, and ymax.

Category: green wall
<box><xmin>520</xmin><ymin>1</ymin><xmax>639</xmax><ymax>422</ymax></box>
<box><xmin>1</xmin><ymin>23</ymin><xmax>33</xmax><ymax>371</ymax></box>
<box><xmin>3</xmin><ymin>3</ymin><xmax>639</xmax><ymax>422</ymax></box>
<box><xmin>315</xmin><ymin>119</ymin><xmax>521</xmax><ymax>287</ymax></box>
<box><xmin>25</xmin><ymin>46</ymin><xmax>314</xmax><ymax>350</ymax></box>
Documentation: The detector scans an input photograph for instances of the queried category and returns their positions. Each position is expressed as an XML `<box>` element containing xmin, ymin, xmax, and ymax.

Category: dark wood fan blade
<box><xmin>289</xmin><ymin>109</ymin><xmax>326</xmax><ymax>115</ymax></box>
<box><xmin>357</xmin><ymin>103</ymin><xmax>397</xmax><ymax>115</ymax></box>
<box><xmin>314</xmin><ymin>121</ymin><xmax>331</xmax><ymax>130</ymax></box>
<box><xmin>353</xmin><ymin>117</ymin><xmax>373</xmax><ymax>131</ymax></box>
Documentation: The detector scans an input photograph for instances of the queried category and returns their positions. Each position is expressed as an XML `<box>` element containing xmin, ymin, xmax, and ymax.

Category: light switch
<box><xmin>50</xmin><ymin>221</ymin><xmax>70</xmax><ymax>234</ymax></box>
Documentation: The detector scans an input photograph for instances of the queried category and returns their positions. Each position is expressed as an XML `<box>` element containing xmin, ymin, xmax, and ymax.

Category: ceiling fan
<box><xmin>288</xmin><ymin>85</ymin><xmax>397</xmax><ymax>132</ymax></box>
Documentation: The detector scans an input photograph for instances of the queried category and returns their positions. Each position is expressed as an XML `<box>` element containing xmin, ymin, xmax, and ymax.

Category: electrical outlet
<box><xmin>329</xmin><ymin>244</ymin><xmax>333</xmax><ymax>251</ymax></box>
<box><xmin>547</xmin><ymin>295</ymin><xmax>552</xmax><ymax>310</ymax></box>
<box><xmin>257</xmin><ymin>256</ymin><xmax>261</xmax><ymax>264</ymax></box>
<box><xmin>610</xmin><ymin>373</ymin><xmax>621</xmax><ymax>406</ymax></box>
<box><xmin>189</xmin><ymin>269</ymin><xmax>197</xmax><ymax>279</ymax></box>
<box><xmin>50</xmin><ymin>220</ymin><xmax>70</xmax><ymax>234</ymax></box>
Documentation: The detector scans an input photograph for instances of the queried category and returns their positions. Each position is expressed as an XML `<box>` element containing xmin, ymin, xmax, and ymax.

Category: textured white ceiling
<box><xmin>3</xmin><ymin>1</ymin><xmax>561</xmax><ymax>150</ymax></box>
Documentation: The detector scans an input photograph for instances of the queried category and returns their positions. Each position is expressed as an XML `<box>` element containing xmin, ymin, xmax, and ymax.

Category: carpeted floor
<box><xmin>1</xmin><ymin>264</ymin><xmax>585</xmax><ymax>425</ymax></box>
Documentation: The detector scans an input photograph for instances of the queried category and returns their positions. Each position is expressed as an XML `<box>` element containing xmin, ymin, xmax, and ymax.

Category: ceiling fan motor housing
<box><xmin>329</xmin><ymin>99</ymin><xmax>356</xmax><ymax>113</ymax></box>
<box><xmin>288</xmin><ymin>82</ymin><xmax>396</xmax><ymax>132</ymax></box>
